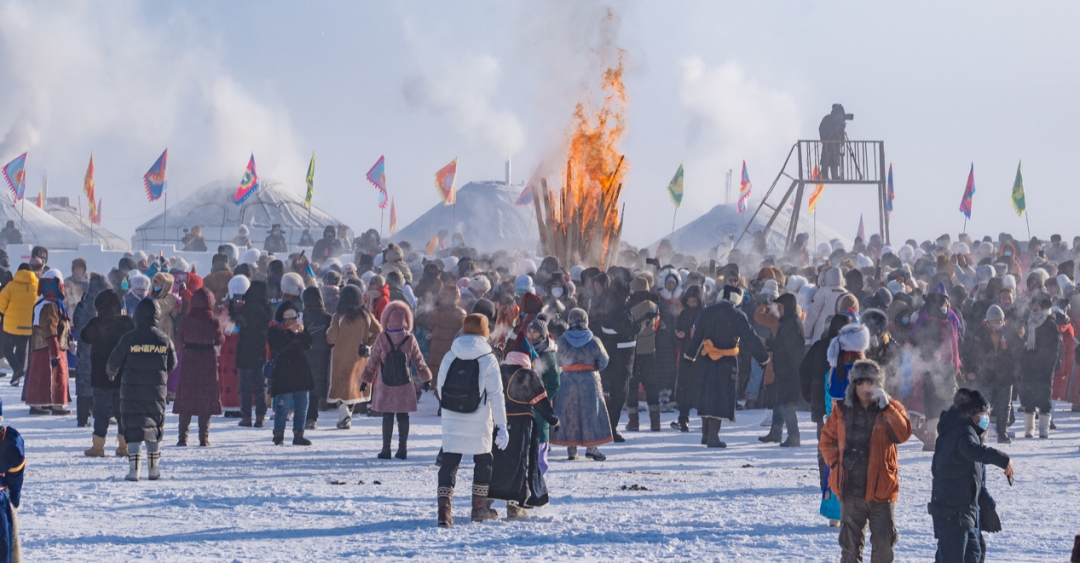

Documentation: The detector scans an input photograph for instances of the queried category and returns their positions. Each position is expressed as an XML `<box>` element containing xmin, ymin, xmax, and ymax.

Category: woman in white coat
<box><xmin>803</xmin><ymin>267</ymin><xmax>851</xmax><ymax>344</ymax></box>
<box><xmin>436</xmin><ymin>314</ymin><xmax>508</xmax><ymax>527</ymax></box>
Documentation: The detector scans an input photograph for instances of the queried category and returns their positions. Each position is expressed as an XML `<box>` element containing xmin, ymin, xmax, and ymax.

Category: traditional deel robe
<box><xmin>685</xmin><ymin>300</ymin><xmax>768</xmax><ymax>421</ymax></box>
<box><xmin>0</xmin><ymin>425</ymin><xmax>25</xmax><ymax>563</ymax></box>
<box><xmin>490</xmin><ymin>367</ymin><xmax>559</xmax><ymax>508</ymax></box>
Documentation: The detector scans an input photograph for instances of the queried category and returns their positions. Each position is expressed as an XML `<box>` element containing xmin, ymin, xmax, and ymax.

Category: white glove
<box><xmin>871</xmin><ymin>387</ymin><xmax>891</xmax><ymax>409</ymax></box>
<box><xmin>495</xmin><ymin>424</ymin><xmax>509</xmax><ymax>450</ymax></box>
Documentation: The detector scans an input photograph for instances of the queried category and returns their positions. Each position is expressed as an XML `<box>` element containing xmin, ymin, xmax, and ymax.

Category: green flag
<box><xmin>304</xmin><ymin>152</ymin><xmax>315</xmax><ymax>207</ymax></box>
<box><xmin>667</xmin><ymin>162</ymin><xmax>684</xmax><ymax>208</ymax></box>
<box><xmin>1011</xmin><ymin>160</ymin><xmax>1025</xmax><ymax>217</ymax></box>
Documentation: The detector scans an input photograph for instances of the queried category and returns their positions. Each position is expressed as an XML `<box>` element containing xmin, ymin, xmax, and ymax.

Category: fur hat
<box><xmin>1002</xmin><ymin>275</ymin><xmax>1017</xmax><ymax>290</ymax></box>
<box><xmin>462</xmin><ymin>313</ymin><xmax>490</xmax><ymax>338</ymax></box>
<box><xmin>469</xmin><ymin>274</ymin><xmax>492</xmax><ymax>297</ymax></box>
<box><xmin>720</xmin><ymin>285</ymin><xmax>743</xmax><ymax>307</ymax></box>
<box><xmin>887</xmin><ymin>280</ymin><xmax>904</xmax><ymax>295</ymax></box>
<box><xmin>759</xmin><ymin>279</ymin><xmax>779</xmax><ymax>301</ymax></box>
<box><xmin>281</xmin><ymin>272</ymin><xmax>305</xmax><ymax>297</ymax></box>
<box><xmin>228</xmin><ymin>275</ymin><xmax>251</xmax><ymax>298</ymax></box>
<box><xmin>1056</xmin><ymin>274</ymin><xmax>1073</xmax><ymax>292</ymax></box>
<box><xmin>953</xmin><ymin>388</ymin><xmax>991</xmax><ymax>416</ymax></box>
<box><xmin>827</xmin><ymin>324</ymin><xmax>870</xmax><ymax>367</ymax></box>
<box><xmin>844</xmin><ymin>360</ymin><xmax>884</xmax><ymax>407</ymax></box>
<box><xmin>785</xmin><ymin>275</ymin><xmax>807</xmax><ymax>294</ymax></box>
<box><xmin>568</xmin><ymin>308</ymin><xmax>589</xmax><ymax>331</ymax></box>
<box><xmin>519</xmin><ymin>259</ymin><xmax>537</xmax><ymax>276</ymax></box>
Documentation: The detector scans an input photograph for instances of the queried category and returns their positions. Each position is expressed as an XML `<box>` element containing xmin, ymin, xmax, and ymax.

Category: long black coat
<box><xmin>81</xmin><ymin>292</ymin><xmax>135</xmax><ymax>390</ymax></box>
<box><xmin>767</xmin><ymin>294</ymin><xmax>804</xmax><ymax>406</ymax></box>
<box><xmin>267</xmin><ymin>325</ymin><xmax>314</xmax><ymax>396</ymax></box>
<box><xmin>687</xmin><ymin>301</ymin><xmax>769</xmax><ymax>420</ymax></box>
<box><xmin>1020</xmin><ymin>316</ymin><xmax>1062</xmax><ymax>412</ymax></box>
<box><xmin>930</xmin><ymin>405</ymin><xmax>1010</xmax><ymax>526</ymax></box>
<box><xmin>301</xmin><ymin>291</ymin><xmax>333</xmax><ymax>402</ymax></box>
<box><xmin>236</xmin><ymin>283</ymin><xmax>273</xmax><ymax>370</ymax></box>
<box><xmin>106</xmin><ymin>299</ymin><xmax>178</xmax><ymax>443</ymax></box>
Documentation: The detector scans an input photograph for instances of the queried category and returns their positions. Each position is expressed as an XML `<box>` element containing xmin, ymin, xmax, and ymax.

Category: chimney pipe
<box><xmin>505</xmin><ymin>158</ymin><xmax>512</xmax><ymax>185</ymax></box>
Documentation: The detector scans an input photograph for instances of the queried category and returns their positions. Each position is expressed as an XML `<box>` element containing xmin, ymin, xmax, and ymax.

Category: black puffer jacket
<box><xmin>768</xmin><ymin>293</ymin><xmax>805</xmax><ymax>406</ymax></box>
<box><xmin>81</xmin><ymin>290</ymin><xmax>135</xmax><ymax>389</ymax></box>
<box><xmin>929</xmin><ymin>405</ymin><xmax>1010</xmax><ymax>526</ymax></box>
<box><xmin>237</xmin><ymin>281</ymin><xmax>274</xmax><ymax>369</ymax></box>
<box><xmin>106</xmin><ymin>298</ymin><xmax>177</xmax><ymax>443</ymax></box>
<box><xmin>301</xmin><ymin>287</ymin><xmax>332</xmax><ymax>399</ymax></box>
<box><xmin>267</xmin><ymin>302</ymin><xmax>314</xmax><ymax>396</ymax></box>
<box><xmin>800</xmin><ymin>315</ymin><xmax>850</xmax><ymax>423</ymax></box>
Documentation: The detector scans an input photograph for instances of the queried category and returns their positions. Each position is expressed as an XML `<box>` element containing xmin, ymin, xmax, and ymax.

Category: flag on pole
<box><xmin>233</xmin><ymin>154</ymin><xmax>260</xmax><ymax>205</ymax></box>
<box><xmin>35</xmin><ymin>189</ymin><xmax>43</xmax><ymax>208</ymax></box>
<box><xmin>304</xmin><ymin>152</ymin><xmax>315</xmax><ymax>208</ymax></box>
<box><xmin>366</xmin><ymin>155</ymin><xmax>388</xmax><ymax>209</ymax></box>
<box><xmin>515</xmin><ymin>181</ymin><xmax>535</xmax><ymax>205</ymax></box>
<box><xmin>959</xmin><ymin>163</ymin><xmax>975</xmax><ymax>219</ymax></box>
<box><xmin>84</xmin><ymin>155</ymin><xmax>98</xmax><ymax>221</ymax></box>
<box><xmin>2</xmin><ymin>152</ymin><xmax>27</xmax><ymax>202</ymax></box>
<box><xmin>666</xmin><ymin>163</ymin><xmax>685</xmax><ymax>208</ymax></box>
<box><xmin>389</xmin><ymin>198</ymin><xmax>398</xmax><ymax>234</ymax></box>
<box><xmin>1011</xmin><ymin>161</ymin><xmax>1026</xmax><ymax>217</ymax></box>
<box><xmin>856</xmin><ymin>214</ymin><xmax>865</xmax><ymax>241</ymax></box>
<box><xmin>807</xmin><ymin>164</ymin><xmax>825</xmax><ymax>213</ymax></box>
<box><xmin>435</xmin><ymin>158</ymin><xmax>457</xmax><ymax>205</ymax></box>
<box><xmin>143</xmin><ymin>149</ymin><xmax>167</xmax><ymax>202</ymax></box>
<box><xmin>93</xmin><ymin>198</ymin><xmax>102</xmax><ymax>225</ymax></box>
<box><xmin>886</xmin><ymin>164</ymin><xmax>895</xmax><ymax>219</ymax></box>
<box><xmin>737</xmin><ymin>160</ymin><xmax>752</xmax><ymax>213</ymax></box>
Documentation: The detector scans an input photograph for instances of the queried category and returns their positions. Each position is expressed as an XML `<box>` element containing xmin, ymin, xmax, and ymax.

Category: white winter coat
<box><xmin>804</xmin><ymin>267</ymin><xmax>851</xmax><ymax>343</ymax></box>
<box><xmin>437</xmin><ymin>335</ymin><xmax>507</xmax><ymax>455</ymax></box>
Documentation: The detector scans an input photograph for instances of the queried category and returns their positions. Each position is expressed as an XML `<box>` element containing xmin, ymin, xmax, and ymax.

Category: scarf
<box><xmin>1026</xmin><ymin>308</ymin><xmax>1050</xmax><ymax>350</ymax></box>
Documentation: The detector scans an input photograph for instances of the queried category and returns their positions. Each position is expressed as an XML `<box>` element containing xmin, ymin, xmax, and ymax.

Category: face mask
<box><xmin>154</xmin><ymin>286</ymin><xmax>162</xmax><ymax>292</ymax></box>
<box><xmin>1004</xmin><ymin>252</ymin><xmax>1012</xmax><ymax>257</ymax></box>
<box><xmin>551</xmin><ymin>287</ymin><xmax>564</xmax><ymax>298</ymax></box>
<box><xmin>977</xmin><ymin>414</ymin><xmax>990</xmax><ymax>430</ymax></box>
<box><xmin>121</xmin><ymin>280</ymin><xmax>129</xmax><ymax>291</ymax></box>
<box><xmin>940</xmin><ymin>306</ymin><xmax>948</xmax><ymax>316</ymax></box>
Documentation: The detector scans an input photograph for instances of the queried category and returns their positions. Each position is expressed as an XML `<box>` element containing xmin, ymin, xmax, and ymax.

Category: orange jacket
<box><xmin>819</xmin><ymin>398</ymin><xmax>912</xmax><ymax>503</ymax></box>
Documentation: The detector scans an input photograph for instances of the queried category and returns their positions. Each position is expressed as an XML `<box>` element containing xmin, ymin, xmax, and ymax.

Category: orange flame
<box><xmin>538</xmin><ymin>52</ymin><xmax>628</xmax><ymax>268</ymax></box>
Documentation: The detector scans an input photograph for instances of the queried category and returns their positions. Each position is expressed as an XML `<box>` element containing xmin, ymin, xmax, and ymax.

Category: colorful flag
<box><xmin>35</xmin><ymin>189</ymin><xmax>43</xmax><ymax>208</ymax></box>
<box><xmin>304</xmin><ymin>151</ymin><xmax>315</xmax><ymax>208</ymax></box>
<box><xmin>93</xmin><ymin>198</ymin><xmax>102</xmax><ymax>225</ymax></box>
<box><xmin>738</xmin><ymin>160</ymin><xmax>752</xmax><ymax>213</ymax></box>
<box><xmin>435</xmin><ymin>158</ymin><xmax>457</xmax><ymax>205</ymax></box>
<box><xmin>856</xmin><ymin>214</ymin><xmax>865</xmax><ymax>241</ymax></box>
<box><xmin>959</xmin><ymin>163</ymin><xmax>975</xmax><ymax>219</ymax></box>
<box><xmin>667</xmin><ymin>163</ymin><xmax>685</xmax><ymax>208</ymax></box>
<box><xmin>886</xmin><ymin>164</ymin><xmax>895</xmax><ymax>219</ymax></box>
<box><xmin>233</xmin><ymin>154</ymin><xmax>260</xmax><ymax>205</ymax></box>
<box><xmin>807</xmin><ymin>164</ymin><xmax>825</xmax><ymax>214</ymax></box>
<box><xmin>1011</xmin><ymin>161</ymin><xmax>1026</xmax><ymax>217</ymax></box>
<box><xmin>84</xmin><ymin>154</ymin><xmax>98</xmax><ymax>221</ymax></box>
<box><xmin>143</xmin><ymin>149</ymin><xmax>167</xmax><ymax>202</ymax></box>
<box><xmin>2</xmin><ymin>152</ymin><xmax>27</xmax><ymax>202</ymax></box>
<box><xmin>366</xmin><ymin>155</ymin><xmax>388</xmax><ymax>209</ymax></box>
<box><xmin>515</xmin><ymin>182</ymin><xmax>534</xmax><ymax>205</ymax></box>
<box><xmin>389</xmin><ymin>198</ymin><xmax>398</xmax><ymax>234</ymax></box>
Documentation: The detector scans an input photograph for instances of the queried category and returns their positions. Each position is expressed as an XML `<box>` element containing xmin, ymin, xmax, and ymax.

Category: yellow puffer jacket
<box><xmin>0</xmin><ymin>270</ymin><xmax>39</xmax><ymax>335</ymax></box>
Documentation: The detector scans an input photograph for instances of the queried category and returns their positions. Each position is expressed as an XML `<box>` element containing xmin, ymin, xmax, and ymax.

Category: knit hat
<box><xmin>527</xmin><ymin>317</ymin><xmax>549</xmax><ymax>342</ymax></box>
<box><xmin>514</xmin><ymin>274</ymin><xmax>535</xmax><ymax>296</ymax></box>
<box><xmin>985</xmin><ymin>305</ymin><xmax>1005</xmax><ymax>321</ymax></box>
<box><xmin>471</xmin><ymin>298</ymin><xmax>497</xmax><ymax>327</ymax></box>
<box><xmin>462</xmin><ymin>313</ymin><xmax>490</xmax><ymax>338</ymax></box>
<box><xmin>570</xmin><ymin>265</ymin><xmax>584</xmax><ymax>283</ymax></box>
<box><xmin>568</xmin><ymin>308</ymin><xmax>589</xmax><ymax>331</ymax></box>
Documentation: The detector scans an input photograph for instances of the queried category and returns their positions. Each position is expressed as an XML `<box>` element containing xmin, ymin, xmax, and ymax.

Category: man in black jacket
<box><xmin>929</xmin><ymin>389</ymin><xmax>1014</xmax><ymax>563</ymax></box>
<box><xmin>236</xmin><ymin>282</ymin><xmax>273</xmax><ymax>427</ymax></box>
<box><xmin>592</xmin><ymin>278</ymin><xmax>655</xmax><ymax>441</ymax></box>
<box><xmin>81</xmin><ymin>290</ymin><xmax>136</xmax><ymax>458</ymax></box>
<box><xmin>106</xmin><ymin>299</ymin><xmax>178</xmax><ymax>482</ymax></box>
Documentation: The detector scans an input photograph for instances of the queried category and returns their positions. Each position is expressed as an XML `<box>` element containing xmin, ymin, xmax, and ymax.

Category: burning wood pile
<box><xmin>533</xmin><ymin>57</ymin><xmax>628</xmax><ymax>269</ymax></box>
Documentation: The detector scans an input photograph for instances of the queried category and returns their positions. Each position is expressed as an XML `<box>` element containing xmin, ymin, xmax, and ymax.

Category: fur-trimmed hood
<box><xmin>827</xmin><ymin>323</ymin><xmax>870</xmax><ymax>367</ymax></box>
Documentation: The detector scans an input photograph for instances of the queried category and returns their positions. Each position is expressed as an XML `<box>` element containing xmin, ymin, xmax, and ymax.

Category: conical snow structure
<box><xmin>657</xmin><ymin>203</ymin><xmax>851</xmax><ymax>258</ymax></box>
<box><xmin>390</xmin><ymin>181</ymin><xmax>538</xmax><ymax>253</ymax></box>
<box><xmin>0</xmin><ymin>191</ymin><xmax>90</xmax><ymax>249</ymax></box>
<box><xmin>45</xmin><ymin>197</ymin><xmax>128</xmax><ymax>250</ymax></box>
<box><xmin>133</xmin><ymin>178</ymin><xmax>343</xmax><ymax>251</ymax></box>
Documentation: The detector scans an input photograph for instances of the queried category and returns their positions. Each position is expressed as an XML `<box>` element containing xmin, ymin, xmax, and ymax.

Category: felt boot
<box><xmin>470</xmin><ymin>485</ymin><xmax>498</xmax><ymax>522</ymax></box>
<box><xmin>706</xmin><ymin>419</ymin><xmax>726</xmax><ymax>448</ymax></box>
<box><xmin>125</xmin><ymin>453</ymin><xmax>141</xmax><ymax>482</ymax></box>
<box><xmin>1039</xmin><ymin>412</ymin><xmax>1051</xmax><ymax>439</ymax></box>
<box><xmin>198</xmin><ymin>417</ymin><xmax>211</xmax><ymax>447</ymax></box>
<box><xmin>148</xmin><ymin>451</ymin><xmax>162</xmax><ymax>480</ymax></box>
<box><xmin>438</xmin><ymin>492</ymin><xmax>453</xmax><ymax>527</ymax></box>
<box><xmin>1024</xmin><ymin>412</ymin><xmax>1036</xmax><ymax>438</ymax></box>
<box><xmin>84</xmin><ymin>434</ymin><xmax>106</xmax><ymax>457</ymax></box>
<box><xmin>626</xmin><ymin>411</ymin><xmax>640</xmax><ymax>432</ymax></box>
<box><xmin>115</xmin><ymin>435</ymin><xmax>129</xmax><ymax>457</ymax></box>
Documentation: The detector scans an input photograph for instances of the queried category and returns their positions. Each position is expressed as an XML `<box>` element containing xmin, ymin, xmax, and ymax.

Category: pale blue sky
<box><xmin>1</xmin><ymin>1</ymin><xmax>1076</xmax><ymax>247</ymax></box>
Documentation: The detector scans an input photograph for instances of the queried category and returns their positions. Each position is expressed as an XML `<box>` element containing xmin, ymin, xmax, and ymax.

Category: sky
<box><xmin>0</xmin><ymin>0</ymin><xmax>1077</xmax><ymax>248</ymax></box>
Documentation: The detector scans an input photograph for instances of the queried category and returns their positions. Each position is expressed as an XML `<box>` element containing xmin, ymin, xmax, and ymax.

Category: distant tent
<box><xmin>656</xmin><ymin>203</ymin><xmax>851</xmax><ymax>258</ymax></box>
<box><xmin>46</xmin><ymin>197</ymin><xmax>128</xmax><ymax>250</ymax></box>
<box><xmin>133</xmin><ymin>178</ymin><xmax>344</xmax><ymax>251</ymax></box>
<box><xmin>0</xmin><ymin>191</ymin><xmax>89</xmax><ymax>250</ymax></box>
<box><xmin>390</xmin><ymin>181</ymin><xmax>538</xmax><ymax>253</ymax></box>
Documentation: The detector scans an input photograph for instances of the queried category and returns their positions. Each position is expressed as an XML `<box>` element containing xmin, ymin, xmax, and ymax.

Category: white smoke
<box><xmin>677</xmin><ymin>57</ymin><xmax>800</xmax><ymax>208</ymax></box>
<box><xmin>0</xmin><ymin>2</ymin><xmax>305</xmax><ymax>204</ymax></box>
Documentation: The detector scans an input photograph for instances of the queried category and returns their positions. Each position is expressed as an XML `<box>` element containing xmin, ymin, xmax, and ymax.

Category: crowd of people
<box><xmin>0</xmin><ymin>225</ymin><xmax>1078</xmax><ymax>560</ymax></box>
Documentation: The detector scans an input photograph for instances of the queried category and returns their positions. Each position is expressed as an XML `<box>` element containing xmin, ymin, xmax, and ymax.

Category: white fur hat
<box><xmin>281</xmin><ymin>272</ymin><xmax>304</xmax><ymax>297</ymax></box>
<box><xmin>760</xmin><ymin>279</ymin><xmax>779</xmax><ymax>300</ymax></box>
<box><xmin>797</xmin><ymin>285</ymin><xmax>817</xmax><ymax>312</ymax></box>
<box><xmin>1002</xmin><ymin>275</ymin><xmax>1017</xmax><ymax>290</ymax></box>
<box><xmin>786</xmin><ymin>275</ymin><xmax>808</xmax><ymax>294</ymax></box>
<box><xmin>519</xmin><ymin>259</ymin><xmax>537</xmax><ymax>276</ymax></box>
<box><xmin>228</xmin><ymin>275</ymin><xmax>251</xmax><ymax>297</ymax></box>
<box><xmin>827</xmin><ymin>324</ymin><xmax>871</xmax><ymax>367</ymax></box>
<box><xmin>442</xmin><ymin>256</ymin><xmax>459</xmax><ymax>272</ymax></box>
<box><xmin>898</xmin><ymin>245</ymin><xmax>915</xmax><ymax>263</ymax></box>
<box><xmin>953</xmin><ymin>242</ymin><xmax>970</xmax><ymax>255</ymax></box>
<box><xmin>1057</xmin><ymin>274</ymin><xmax>1073</xmax><ymax>292</ymax></box>
<box><xmin>242</xmin><ymin>248</ymin><xmax>261</xmax><ymax>266</ymax></box>
<box><xmin>855</xmin><ymin>254</ymin><xmax>874</xmax><ymax>269</ymax></box>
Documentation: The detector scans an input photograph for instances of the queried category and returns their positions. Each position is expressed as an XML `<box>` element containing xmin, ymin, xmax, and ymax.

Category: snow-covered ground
<box><xmin>8</xmin><ymin>381</ymin><xmax>1079</xmax><ymax>561</ymax></box>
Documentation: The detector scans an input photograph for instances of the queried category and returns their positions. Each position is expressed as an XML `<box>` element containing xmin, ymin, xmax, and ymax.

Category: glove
<box><xmin>871</xmin><ymin>387</ymin><xmax>891</xmax><ymax>409</ymax></box>
<box><xmin>359</xmin><ymin>382</ymin><xmax>369</xmax><ymax>393</ymax></box>
<box><xmin>50</xmin><ymin>357</ymin><xmax>61</xmax><ymax>368</ymax></box>
<box><xmin>421</xmin><ymin>380</ymin><xmax>431</xmax><ymax>391</ymax></box>
<box><xmin>495</xmin><ymin>424</ymin><xmax>509</xmax><ymax>450</ymax></box>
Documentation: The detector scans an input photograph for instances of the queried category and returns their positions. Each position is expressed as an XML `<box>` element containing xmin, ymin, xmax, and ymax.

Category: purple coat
<box><xmin>361</xmin><ymin>301</ymin><xmax>432</xmax><ymax>413</ymax></box>
<box><xmin>173</xmin><ymin>289</ymin><xmax>225</xmax><ymax>416</ymax></box>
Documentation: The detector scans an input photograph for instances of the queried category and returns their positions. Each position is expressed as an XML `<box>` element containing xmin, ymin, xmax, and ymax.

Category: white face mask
<box><xmin>551</xmin><ymin>287</ymin><xmax>564</xmax><ymax>298</ymax></box>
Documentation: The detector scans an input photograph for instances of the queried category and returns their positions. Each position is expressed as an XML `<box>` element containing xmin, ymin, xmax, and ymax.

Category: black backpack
<box><xmin>441</xmin><ymin>354</ymin><xmax>490</xmax><ymax>413</ymax></box>
<box><xmin>380</xmin><ymin>333</ymin><xmax>412</xmax><ymax>387</ymax></box>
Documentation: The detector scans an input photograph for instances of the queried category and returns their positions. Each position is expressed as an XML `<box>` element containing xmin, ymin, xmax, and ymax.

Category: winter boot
<box><xmin>470</xmin><ymin>485</ymin><xmax>498</xmax><ymax>522</ymax></box>
<box><xmin>1024</xmin><ymin>412</ymin><xmax>1036</xmax><ymax>438</ymax></box>
<box><xmin>199</xmin><ymin>417</ymin><xmax>211</xmax><ymax>447</ymax></box>
<box><xmin>148</xmin><ymin>452</ymin><xmax>162</xmax><ymax>480</ymax></box>
<box><xmin>116</xmin><ymin>435</ymin><xmax>129</xmax><ymax>457</ymax></box>
<box><xmin>1038</xmin><ymin>412</ymin><xmax>1051</xmax><ymax>439</ymax></box>
<box><xmin>273</xmin><ymin>431</ymin><xmax>285</xmax><ymax>445</ymax></box>
<box><xmin>305</xmin><ymin>419</ymin><xmax>318</xmax><ymax>430</ymax></box>
<box><xmin>780</xmin><ymin>436</ymin><xmax>801</xmax><ymax>447</ymax></box>
<box><xmin>567</xmin><ymin>446</ymin><xmax>578</xmax><ymax>460</ymax></box>
<box><xmin>759</xmin><ymin>430</ymin><xmax>783</xmax><ymax>443</ymax></box>
<box><xmin>125</xmin><ymin>453</ymin><xmax>141</xmax><ymax>482</ymax></box>
<box><xmin>701</xmin><ymin>421</ymin><xmax>709</xmax><ymax>445</ymax></box>
<box><xmin>395</xmin><ymin>415</ymin><xmax>410</xmax><ymax>460</ymax></box>
<box><xmin>626</xmin><ymin>411</ymin><xmax>640</xmax><ymax>432</ymax></box>
<box><xmin>76</xmin><ymin>395</ymin><xmax>93</xmax><ymax>427</ymax></box>
<box><xmin>505</xmin><ymin>503</ymin><xmax>528</xmax><ymax>519</ymax></box>
<box><xmin>84</xmin><ymin>434</ymin><xmax>107</xmax><ymax>457</ymax></box>
<box><xmin>336</xmin><ymin>403</ymin><xmax>352</xmax><ymax>430</ymax></box>
<box><xmin>254</xmin><ymin>414</ymin><xmax>265</xmax><ymax>428</ymax></box>
<box><xmin>649</xmin><ymin>405</ymin><xmax>661</xmax><ymax>431</ymax></box>
<box><xmin>239</xmin><ymin>417</ymin><xmax>253</xmax><ymax>427</ymax></box>
<box><xmin>177</xmin><ymin>416</ymin><xmax>190</xmax><ymax>447</ymax></box>
<box><xmin>292</xmin><ymin>431</ymin><xmax>312</xmax><ymax>446</ymax></box>
<box><xmin>584</xmin><ymin>446</ymin><xmax>606</xmax><ymax>461</ymax></box>
<box><xmin>378</xmin><ymin>414</ymin><xmax>394</xmax><ymax>459</ymax></box>
<box><xmin>706</xmin><ymin>419</ymin><xmax>726</xmax><ymax>448</ymax></box>
<box><xmin>437</xmin><ymin>491</ymin><xmax>454</xmax><ymax>527</ymax></box>
<box><xmin>671</xmin><ymin>414</ymin><xmax>689</xmax><ymax>432</ymax></box>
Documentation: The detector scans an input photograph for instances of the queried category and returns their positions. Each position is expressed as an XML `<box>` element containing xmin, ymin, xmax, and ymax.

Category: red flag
<box><xmin>84</xmin><ymin>155</ymin><xmax>97</xmax><ymax>221</ymax></box>
<box><xmin>435</xmin><ymin>159</ymin><xmax>457</xmax><ymax>205</ymax></box>
<box><xmin>389</xmin><ymin>198</ymin><xmax>398</xmax><ymax>234</ymax></box>
<box><xmin>93</xmin><ymin>198</ymin><xmax>102</xmax><ymax>225</ymax></box>
<box><xmin>959</xmin><ymin>163</ymin><xmax>975</xmax><ymax>219</ymax></box>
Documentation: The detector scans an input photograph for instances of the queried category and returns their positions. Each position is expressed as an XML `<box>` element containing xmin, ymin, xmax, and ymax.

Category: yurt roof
<box><xmin>0</xmin><ymin>191</ymin><xmax>90</xmax><ymax>250</ymax></box>
<box><xmin>390</xmin><ymin>181</ymin><xmax>538</xmax><ymax>253</ymax></box>
<box><xmin>658</xmin><ymin>203</ymin><xmax>852</xmax><ymax>258</ymax></box>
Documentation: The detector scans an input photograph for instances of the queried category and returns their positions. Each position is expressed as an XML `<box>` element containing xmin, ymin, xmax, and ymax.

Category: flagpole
<box><xmin>962</xmin><ymin>217</ymin><xmax>967</xmax><ymax>236</ymax></box>
<box><xmin>1024</xmin><ymin>210</ymin><xmax>1031</xmax><ymax>240</ymax></box>
<box><xmin>670</xmin><ymin>206</ymin><xmax>678</xmax><ymax>239</ymax></box>
<box><xmin>163</xmin><ymin>192</ymin><xmax>168</xmax><ymax>246</ymax></box>
<box><xmin>380</xmin><ymin>207</ymin><xmax>385</xmax><ymax>238</ymax></box>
